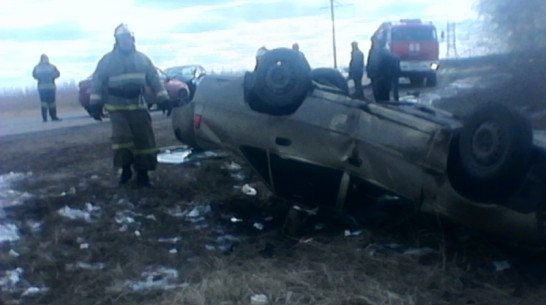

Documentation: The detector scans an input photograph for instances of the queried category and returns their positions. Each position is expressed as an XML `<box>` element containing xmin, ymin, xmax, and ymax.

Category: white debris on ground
<box><xmin>107</xmin><ymin>266</ymin><xmax>188</xmax><ymax>293</ymax></box>
<box><xmin>0</xmin><ymin>267</ymin><xmax>48</xmax><ymax>297</ymax></box>
<box><xmin>156</xmin><ymin>147</ymin><xmax>192</xmax><ymax>164</ymax></box>
<box><xmin>0</xmin><ymin>172</ymin><xmax>33</xmax><ymax>218</ymax></box>
<box><xmin>57</xmin><ymin>202</ymin><xmax>101</xmax><ymax>222</ymax></box>
<box><xmin>241</xmin><ymin>184</ymin><xmax>257</xmax><ymax>196</ymax></box>
<box><xmin>156</xmin><ymin>146</ymin><xmax>227</xmax><ymax>164</ymax></box>
<box><xmin>0</xmin><ymin>223</ymin><xmax>20</xmax><ymax>243</ymax></box>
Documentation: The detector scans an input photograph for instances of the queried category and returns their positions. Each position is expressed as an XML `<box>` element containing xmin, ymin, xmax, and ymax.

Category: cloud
<box><xmin>0</xmin><ymin>0</ymin><xmax>481</xmax><ymax>90</ymax></box>
<box><xmin>0</xmin><ymin>21</ymin><xmax>87</xmax><ymax>42</ymax></box>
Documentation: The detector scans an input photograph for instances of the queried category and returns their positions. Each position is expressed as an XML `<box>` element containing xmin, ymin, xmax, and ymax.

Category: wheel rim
<box><xmin>264</xmin><ymin>61</ymin><xmax>296</xmax><ymax>94</ymax></box>
<box><xmin>471</xmin><ymin>121</ymin><xmax>505</xmax><ymax>166</ymax></box>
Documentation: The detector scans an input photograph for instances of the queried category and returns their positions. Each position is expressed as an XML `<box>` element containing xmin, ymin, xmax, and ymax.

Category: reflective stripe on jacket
<box><xmin>89</xmin><ymin>46</ymin><xmax>168</xmax><ymax>110</ymax></box>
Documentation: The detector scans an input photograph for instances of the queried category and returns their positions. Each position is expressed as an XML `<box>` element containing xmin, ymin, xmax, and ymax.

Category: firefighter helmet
<box><xmin>114</xmin><ymin>23</ymin><xmax>134</xmax><ymax>38</ymax></box>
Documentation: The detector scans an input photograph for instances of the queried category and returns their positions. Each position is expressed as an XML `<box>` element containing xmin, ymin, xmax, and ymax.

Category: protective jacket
<box><xmin>349</xmin><ymin>49</ymin><xmax>364</xmax><ymax>78</ymax></box>
<box><xmin>367</xmin><ymin>46</ymin><xmax>401</xmax><ymax>101</ymax></box>
<box><xmin>89</xmin><ymin>45</ymin><xmax>168</xmax><ymax>111</ymax></box>
<box><xmin>32</xmin><ymin>62</ymin><xmax>60</xmax><ymax>90</ymax></box>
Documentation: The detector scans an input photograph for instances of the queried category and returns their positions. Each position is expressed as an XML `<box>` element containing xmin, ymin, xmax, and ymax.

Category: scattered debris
<box><xmin>0</xmin><ymin>172</ymin><xmax>33</xmax><ymax>215</ymax></box>
<box><xmin>156</xmin><ymin>147</ymin><xmax>192</xmax><ymax>164</ymax></box>
<box><xmin>241</xmin><ymin>184</ymin><xmax>257</xmax><ymax>196</ymax></box>
<box><xmin>66</xmin><ymin>262</ymin><xmax>106</xmax><ymax>271</ymax></box>
<box><xmin>250</xmin><ymin>293</ymin><xmax>269</xmax><ymax>305</ymax></box>
<box><xmin>0</xmin><ymin>267</ymin><xmax>48</xmax><ymax>297</ymax></box>
<box><xmin>158</xmin><ymin>237</ymin><xmax>182</xmax><ymax>243</ymax></box>
<box><xmin>122</xmin><ymin>266</ymin><xmax>188</xmax><ymax>292</ymax></box>
<box><xmin>58</xmin><ymin>203</ymin><xmax>101</xmax><ymax>222</ymax></box>
<box><xmin>157</xmin><ymin>146</ymin><xmax>227</xmax><ymax>164</ymax></box>
<box><xmin>230</xmin><ymin>217</ymin><xmax>243</xmax><ymax>223</ymax></box>
<box><xmin>224</xmin><ymin>161</ymin><xmax>242</xmax><ymax>171</ymax></box>
<box><xmin>60</xmin><ymin>186</ymin><xmax>76</xmax><ymax>196</ymax></box>
<box><xmin>0</xmin><ymin>223</ymin><xmax>20</xmax><ymax>243</ymax></box>
<box><xmin>493</xmin><ymin>260</ymin><xmax>511</xmax><ymax>271</ymax></box>
<box><xmin>344</xmin><ymin>229</ymin><xmax>364</xmax><ymax>237</ymax></box>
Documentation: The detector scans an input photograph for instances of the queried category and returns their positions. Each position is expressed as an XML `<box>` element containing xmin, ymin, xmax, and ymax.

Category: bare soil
<box><xmin>2</xmin><ymin>54</ymin><xmax>546</xmax><ymax>305</ymax></box>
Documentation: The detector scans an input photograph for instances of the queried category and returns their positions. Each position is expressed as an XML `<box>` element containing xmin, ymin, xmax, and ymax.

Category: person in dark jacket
<box><xmin>32</xmin><ymin>54</ymin><xmax>61</xmax><ymax>122</ymax></box>
<box><xmin>88</xmin><ymin>23</ymin><xmax>170</xmax><ymax>187</ymax></box>
<box><xmin>348</xmin><ymin>41</ymin><xmax>365</xmax><ymax>98</ymax></box>
<box><xmin>366</xmin><ymin>36</ymin><xmax>400</xmax><ymax>102</ymax></box>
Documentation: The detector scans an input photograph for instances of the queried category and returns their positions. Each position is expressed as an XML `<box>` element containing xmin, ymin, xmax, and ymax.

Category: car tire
<box><xmin>245</xmin><ymin>48</ymin><xmax>312</xmax><ymax>115</ymax></box>
<box><xmin>178</xmin><ymin>89</ymin><xmax>190</xmax><ymax>106</ymax></box>
<box><xmin>311</xmin><ymin>68</ymin><xmax>349</xmax><ymax>95</ymax></box>
<box><xmin>453</xmin><ymin>102</ymin><xmax>533</xmax><ymax>202</ymax></box>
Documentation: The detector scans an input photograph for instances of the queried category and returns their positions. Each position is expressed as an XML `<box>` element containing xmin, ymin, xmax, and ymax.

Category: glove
<box><xmin>89</xmin><ymin>104</ymin><xmax>103</xmax><ymax>121</ymax></box>
<box><xmin>160</xmin><ymin>99</ymin><xmax>172</xmax><ymax>117</ymax></box>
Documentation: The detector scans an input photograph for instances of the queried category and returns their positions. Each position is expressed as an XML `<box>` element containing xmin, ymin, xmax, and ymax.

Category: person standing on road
<box><xmin>88</xmin><ymin>23</ymin><xmax>170</xmax><ymax>188</ymax></box>
<box><xmin>366</xmin><ymin>35</ymin><xmax>400</xmax><ymax>102</ymax></box>
<box><xmin>348</xmin><ymin>41</ymin><xmax>365</xmax><ymax>99</ymax></box>
<box><xmin>32</xmin><ymin>54</ymin><xmax>61</xmax><ymax>122</ymax></box>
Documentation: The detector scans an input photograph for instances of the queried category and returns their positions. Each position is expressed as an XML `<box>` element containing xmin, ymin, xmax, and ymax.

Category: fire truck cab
<box><xmin>373</xmin><ymin>19</ymin><xmax>440</xmax><ymax>87</ymax></box>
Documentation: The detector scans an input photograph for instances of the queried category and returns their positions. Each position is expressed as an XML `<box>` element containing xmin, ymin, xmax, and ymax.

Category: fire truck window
<box><xmin>391</xmin><ymin>27</ymin><xmax>436</xmax><ymax>41</ymax></box>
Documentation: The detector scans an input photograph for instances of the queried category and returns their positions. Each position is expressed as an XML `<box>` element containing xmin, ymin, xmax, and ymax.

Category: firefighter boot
<box><xmin>50</xmin><ymin>107</ymin><xmax>62</xmax><ymax>121</ymax></box>
<box><xmin>119</xmin><ymin>165</ymin><xmax>133</xmax><ymax>184</ymax></box>
<box><xmin>41</xmin><ymin>108</ymin><xmax>48</xmax><ymax>122</ymax></box>
<box><xmin>136</xmin><ymin>170</ymin><xmax>151</xmax><ymax>188</ymax></box>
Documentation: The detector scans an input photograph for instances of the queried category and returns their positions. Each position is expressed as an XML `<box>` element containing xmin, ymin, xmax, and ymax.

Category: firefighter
<box><xmin>32</xmin><ymin>54</ymin><xmax>61</xmax><ymax>122</ymax></box>
<box><xmin>366</xmin><ymin>35</ymin><xmax>400</xmax><ymax>102</ymax></box>
<box><xmin>348</xmin><ymin>41</ymin><xmax>365</xmax><ymax>99</ymax></box>
<box><xmin>88</xmin><ymin>23</ymin><xmax>170</xmax><ymax>187</ymax></box>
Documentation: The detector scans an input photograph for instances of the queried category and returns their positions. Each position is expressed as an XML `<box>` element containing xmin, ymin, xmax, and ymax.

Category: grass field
<box><xmin>0</xmin><ymin>84</ymin><xmax>81</xmax><ymax>118</ymax></box>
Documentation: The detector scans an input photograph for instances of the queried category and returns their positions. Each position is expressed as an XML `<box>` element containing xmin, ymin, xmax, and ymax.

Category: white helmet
<box><xmin>114</xmin><ymin>23</ymin><xmax>134</xmax><ymax>38</ymax></box>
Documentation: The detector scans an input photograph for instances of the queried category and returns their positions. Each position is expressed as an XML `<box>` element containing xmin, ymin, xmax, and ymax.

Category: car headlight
<box><xmin>430</xmin><ymin>62</ymin><xmax>440</xmax><ymax>71</ymax></box>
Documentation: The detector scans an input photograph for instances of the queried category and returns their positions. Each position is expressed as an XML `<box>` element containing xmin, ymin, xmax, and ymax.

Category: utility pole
<box><xmin>446</xmin><ymin>21</ymin><xmax>458</xmax><ymax>58</ymax></box>
<box><xmin>330</xmin><ymin>0</ymin><xmax>338</xmax><ymax>68</ymax></box>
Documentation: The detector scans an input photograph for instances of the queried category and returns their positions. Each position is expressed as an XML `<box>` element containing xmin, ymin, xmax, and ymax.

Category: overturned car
<box><xmin>172</xmin><ymin>48</ymin><xmax>546</xmax><ymax>244</ymax></box>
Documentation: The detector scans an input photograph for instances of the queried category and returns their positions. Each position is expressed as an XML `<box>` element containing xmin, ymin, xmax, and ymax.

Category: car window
<box><xmin>181</xmin><ymin>67</ymin><xmax>194</xmax><ymax>76</ymax></box>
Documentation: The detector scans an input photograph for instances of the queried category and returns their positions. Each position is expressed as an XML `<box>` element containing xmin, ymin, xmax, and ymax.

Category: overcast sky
<box><xmin>0</xmin><ymin>0</ymin><xmax>478</xmax><ymax>90</ymax></box>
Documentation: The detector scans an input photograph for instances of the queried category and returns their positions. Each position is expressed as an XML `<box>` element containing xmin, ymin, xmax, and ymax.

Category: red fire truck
<box><xmin>372</xmin><ymin>19</ymin><xmax>440</xmax><ymax>87</ymax></box>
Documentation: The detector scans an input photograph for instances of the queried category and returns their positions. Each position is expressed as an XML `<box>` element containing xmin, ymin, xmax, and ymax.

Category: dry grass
<box><xmin>0</xmin><ymin>84</ymin><xmax>81</xmax><ymax>117</ymax></box>
<box><xmin>163</xmin><ymin>233</ymin><xmax>475</xmax><ymax>305</ymax></box>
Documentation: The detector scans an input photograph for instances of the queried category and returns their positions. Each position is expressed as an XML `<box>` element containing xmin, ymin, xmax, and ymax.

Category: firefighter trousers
<box><xmin>109</xmin><ymin>109</ymin><xmax>157</xmax><ymax>171</ymax></box>
<box><xmin>38</xmin><ymin>88</ymin><xmax>59</xmax><ymax>121</ymax></box>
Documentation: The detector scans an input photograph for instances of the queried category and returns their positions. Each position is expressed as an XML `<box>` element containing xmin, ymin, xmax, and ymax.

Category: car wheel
<box><xmin>178</xmin><ymin>89</ymin><xmax>190</xmax><ymax>106</ymax></box>
<box><xmin>245</xmin><ymin>48</ymin><xmax>312</xmax><ymax>115</ymax></box>
<box><xmin>311</xmin><ymin>68</ymin><xmax>349</xmax><ymax>95</ymax></box>
<box><xmin>453</xmin><ymin>102</ymin><xmax>533</xmax><ymax>202</ymax></box>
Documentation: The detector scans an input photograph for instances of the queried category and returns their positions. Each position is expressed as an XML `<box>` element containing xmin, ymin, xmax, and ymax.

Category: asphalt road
<box><xmin>0</xmin><ymin>110</ymin><xmax>170</xmax><ymax>138</ymax></box>
<box><xmin>0</xmin><ymin>110</ymin><xmax>96</xmax><ymax>137</ymax></box>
